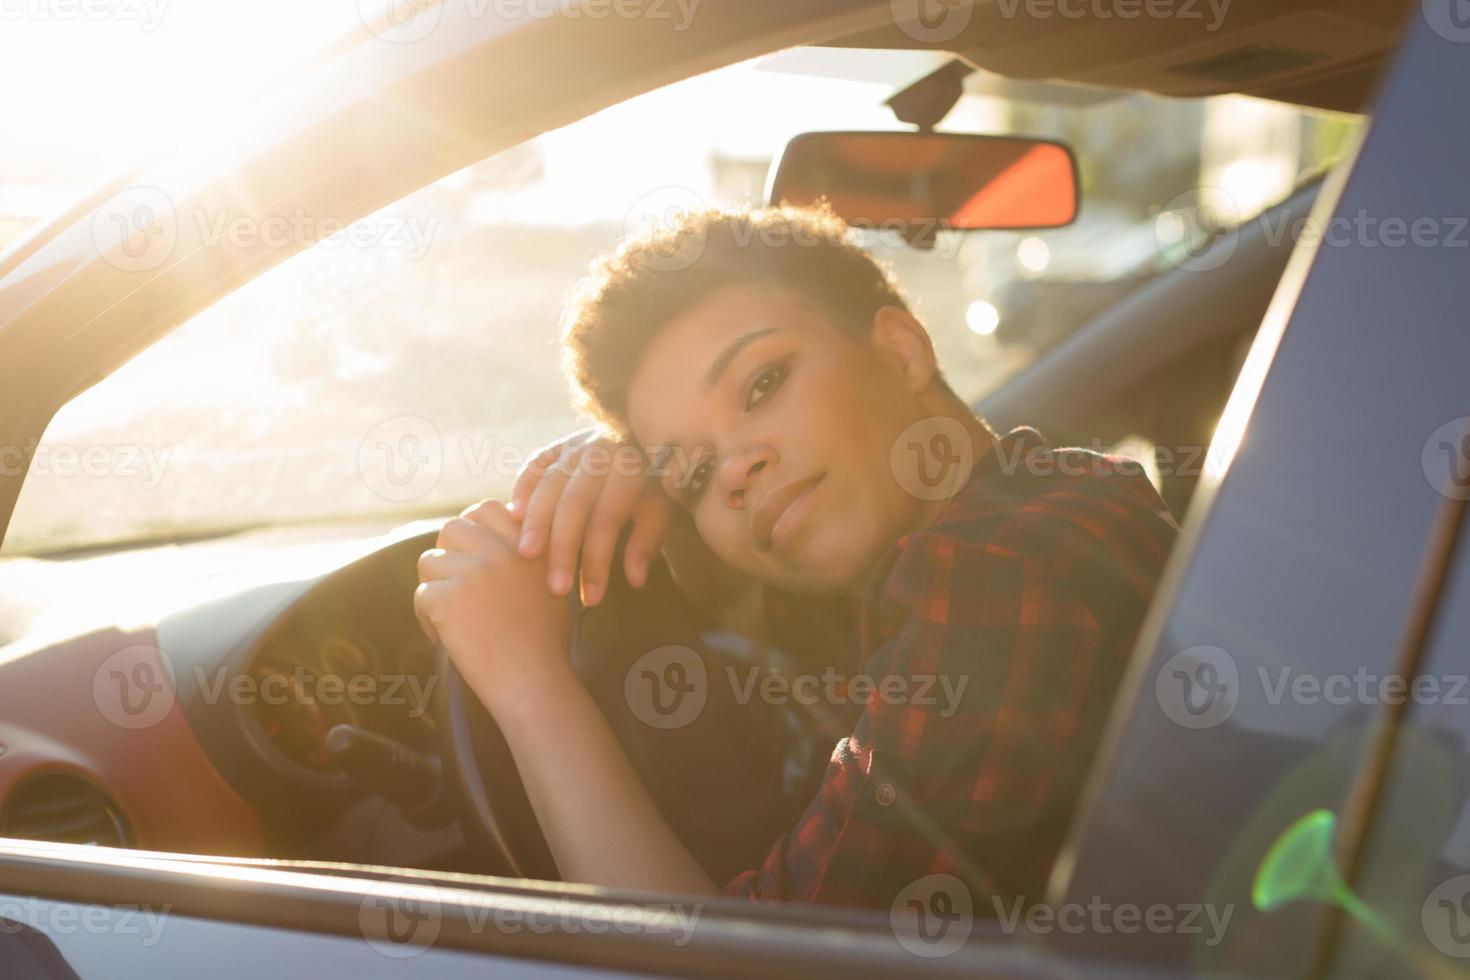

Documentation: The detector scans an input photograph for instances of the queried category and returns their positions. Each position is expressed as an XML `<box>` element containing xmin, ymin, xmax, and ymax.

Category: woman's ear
<box><xmin>867</xmin><ymin>305</ymin><xmax>939</xmax><ymax>395</ymax></box>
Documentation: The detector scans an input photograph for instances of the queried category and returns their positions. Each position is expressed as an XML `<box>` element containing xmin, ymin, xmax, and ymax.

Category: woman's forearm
<box><xmin>475</xmin><ymin>661</ymin><xmax>718</xmax><ymax>896</ymax></box>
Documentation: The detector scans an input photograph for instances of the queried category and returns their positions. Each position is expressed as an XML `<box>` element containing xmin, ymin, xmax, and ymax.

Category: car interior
<box><xmin>0</xmin><ymin>0</ymin><xmax>1415</xmax><ymax>933</ymax></box>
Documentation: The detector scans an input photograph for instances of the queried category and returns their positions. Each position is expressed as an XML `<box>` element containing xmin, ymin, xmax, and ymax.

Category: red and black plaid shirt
<box><xmin>722</xmin><ymin>426</ymin><xmax>1179</xmax><ymax>908</ymax></box>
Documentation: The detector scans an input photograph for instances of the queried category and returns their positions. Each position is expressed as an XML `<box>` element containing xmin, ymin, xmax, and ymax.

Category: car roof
<box><xmin>827</xmin><ymin>0</ymin><xmax>1405</xmax><ymax>114</ymax></box>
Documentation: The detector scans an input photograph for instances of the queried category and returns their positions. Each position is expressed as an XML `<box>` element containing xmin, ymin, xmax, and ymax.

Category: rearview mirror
<box><xmin>767</xmin><ymin>131</ymin><xmax>1079</xmax><ymax>246</ymax></box>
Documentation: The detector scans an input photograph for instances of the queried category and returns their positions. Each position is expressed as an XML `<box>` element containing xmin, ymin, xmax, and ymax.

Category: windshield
<box><xmin>0</xmin><ymin>48</ymin><xmax>1358</xmax><ymax>557</ymax></box>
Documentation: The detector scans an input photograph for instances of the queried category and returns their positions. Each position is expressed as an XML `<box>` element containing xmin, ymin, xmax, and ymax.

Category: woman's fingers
<box><xmin>516</xmin><ymin>449</ymin><xmax>580</xmax><ymax>558</ymax></box>
<box><xmin>465</xmin><ymin>432</ymin><xmax>665</xmax><ymax>603</ymax></box>
<box><xmin>412</xmin><ymin>581</ymin><xmax>444</xmax><ymax>645</ymax></box>
<box><xmin>623</xmin><ymin>490</ymin><xmax>674</xmax><ymax>589</ymax></box>
<box><xmin>436</xmin><ymin>514</ymin><xmax>501</xmax><ymax>555</ymax></box>
<box><xmin>510</xmin><ymin>442</ymin><xmax>565</xmax><ymax>523</ymax></box>
<box><xmin>509</xmin><ymin>427</ymin><xmax>600</xmax><ymax>523</ymax></box>
<box><xmin>576</xmin><ymin>469</ymin><xmax>654</xmax><ymax>605</ymax></box>
<box><xmin>458</xmin><ymin>497</ymin><xmax>519</xmax><ymax>544</ymax></box>
<box><xmin>542</xmin><ymin>465</ymin><xmax>605</xmax><ymax>596</ymax></box>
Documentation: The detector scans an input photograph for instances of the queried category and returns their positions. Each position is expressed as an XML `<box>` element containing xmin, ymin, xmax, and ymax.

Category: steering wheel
<box><xmin>430</xmin><ymin>535</ymin><xmax>822</xmax><ymax>882</ymax></box>
<box><xmin>433</xmin><ymin>595</ymin><xmax>579</xmax><ymax>881</ymax></box>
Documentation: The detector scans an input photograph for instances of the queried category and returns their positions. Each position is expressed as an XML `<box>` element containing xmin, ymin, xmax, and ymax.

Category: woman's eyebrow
<box><xmin>646</xmin><ymin>327</ymin><xmax>786</xmax><ymax>476</ymax></box>
<box><xmin>703</xmin><ymin>327</ymin><xmax>783</xmax><ymax>391</ymax></box>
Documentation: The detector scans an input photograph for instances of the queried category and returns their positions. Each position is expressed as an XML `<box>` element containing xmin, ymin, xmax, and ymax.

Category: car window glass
<box><xmin>2</xmin><ymin>49</ymin><xmax>1356</xmax><ymax>556</ymax></box>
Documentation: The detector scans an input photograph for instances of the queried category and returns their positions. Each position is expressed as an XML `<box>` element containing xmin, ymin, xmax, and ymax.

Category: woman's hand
<box><xmin>414</xmin><ymin>499</ymin><xmax>575</xmax><ymax>713</ymax></box>
<box><xmin>508</xmin><ymin>428</ymin><xmax>675</xmax><ymax>606</ymax></box>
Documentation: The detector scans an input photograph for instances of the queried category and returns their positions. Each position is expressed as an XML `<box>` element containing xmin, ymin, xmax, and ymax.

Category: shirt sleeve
<box><xmin>722</xmin><ymin>486</ymin><xmax>1169</xmax><ymax>907</ymax></box>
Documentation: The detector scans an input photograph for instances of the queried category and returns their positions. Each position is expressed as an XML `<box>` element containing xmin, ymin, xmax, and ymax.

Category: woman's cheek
<box><xmin>695</xmin><ymin>511</ymin><xmax>751</xmax><ymax>574</ymax></box>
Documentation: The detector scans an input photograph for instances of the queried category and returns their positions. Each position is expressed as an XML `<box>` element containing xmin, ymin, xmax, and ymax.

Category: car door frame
<box><xmin>1</xmin><ymin>0</ymin><xmax>1456</xmax><ymax>976</ymax></box>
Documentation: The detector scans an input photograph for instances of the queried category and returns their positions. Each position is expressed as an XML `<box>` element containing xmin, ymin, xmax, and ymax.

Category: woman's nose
<box><xmin>717</xmin><ymin>444</ymin><xmax>776</xmax><ymax>508</ymax></box>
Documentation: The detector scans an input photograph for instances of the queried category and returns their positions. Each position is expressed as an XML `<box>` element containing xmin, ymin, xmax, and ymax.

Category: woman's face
<box><xmin>625</xmin><ymin>284</ymin><xmax>938</xmax><ymax>595</ymax></box>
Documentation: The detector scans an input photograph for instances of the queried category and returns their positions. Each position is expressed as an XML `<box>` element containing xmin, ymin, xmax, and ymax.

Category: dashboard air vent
<box><xmin>0</xmin><ymin>774</ymin><xmax>132</xmax><ymax>848</ymax></box>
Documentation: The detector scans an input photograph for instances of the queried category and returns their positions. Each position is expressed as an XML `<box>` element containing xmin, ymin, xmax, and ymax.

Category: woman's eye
<box><xmin>746</xmin><ymin>360</ymin><xmax>790</xmax><ymax>410</ymax></box>
<box><xmin>676</xmin><ymin>359</ymin><xmax>790</xmax><ymax>508</ymax></box>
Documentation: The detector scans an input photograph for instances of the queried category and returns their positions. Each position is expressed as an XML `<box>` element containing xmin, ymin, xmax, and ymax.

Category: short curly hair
<box><xmin>560</xmin><ymin>203</ymin><xmax>940</xmax><ymax>440</ymax></box>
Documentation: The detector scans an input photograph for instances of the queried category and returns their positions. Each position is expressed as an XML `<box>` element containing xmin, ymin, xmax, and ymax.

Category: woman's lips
<box><xmin>752</xmin><ymin>474</ymin><xmax>824</xmax><ymax>552</ymax></box>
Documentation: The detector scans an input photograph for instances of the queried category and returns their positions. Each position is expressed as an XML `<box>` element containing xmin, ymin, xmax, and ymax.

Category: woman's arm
<box><xmin>415</xmin><ymin>497</ymin><xmax>716</xmax><ymax>895</ymax></box>
<box><xmin>483</xmin><ymin>669</ymin><xmax>716</xmax><ymax>895</ymax></box>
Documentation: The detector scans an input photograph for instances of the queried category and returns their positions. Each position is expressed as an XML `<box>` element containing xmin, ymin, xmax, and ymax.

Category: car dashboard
<box><xmin>0</xmin><ymin>518</ymin><xmax>466</xmax><ymax>870</ymax></box>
